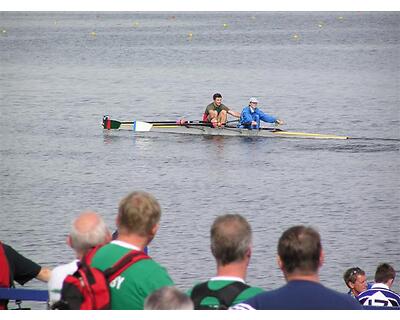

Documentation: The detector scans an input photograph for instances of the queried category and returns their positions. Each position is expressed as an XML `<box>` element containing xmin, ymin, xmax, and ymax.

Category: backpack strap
<box><xmin>191</xmin><ymin>281</ymin><xmax>250</xmax><ymax>309</ymax></box>
<box><xmin>82</xmin><ymin>245</ymin><xmax>104</xmax><ymax>265</ymax></box>
<box><xmin>104</xmin><ymin>250</ymin><xmax>150</xmax><ymax>282</ymax></box>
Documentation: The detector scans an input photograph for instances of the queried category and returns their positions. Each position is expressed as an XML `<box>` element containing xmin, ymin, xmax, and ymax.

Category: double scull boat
<box><xmin>102</xmin><ymin>116</ymin><xmax>349</xmax><ymax>140</ymax></box>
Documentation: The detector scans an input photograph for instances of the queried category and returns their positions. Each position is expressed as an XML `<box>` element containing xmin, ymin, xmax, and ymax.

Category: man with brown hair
<box><xmin>232</xmin><ymin>225</ymin><xmax>362</xmax><ymax>310</ymax></box>
<box><xmin>343</xmin><ymin>267</ymin><xmax>368</xmax><ymax>298</ymax></box>
<box><xmin>90</xmin><ymin>191</ymin><xmax>174</xmax><ymax>309</ymax></box>
<box><xmin>357</xmin><ymin>263</ymin><xmax>400</xmax><ymax>307</ymax></box>
<box><xmin>188</xmin><ymin>214</ymin><xmax>263</xmax><ymax>309</ymax></box>
<box><xmin>203</xmin><ymin>93</ymin><xmax>240</xmax><ymax>127</ymax></box>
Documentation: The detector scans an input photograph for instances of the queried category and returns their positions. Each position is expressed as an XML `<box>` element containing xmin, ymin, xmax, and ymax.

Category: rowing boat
<box><xmin>102</xmin><ymin>116</ymin><xmax>349</xmax><ymax>140</ymax></box>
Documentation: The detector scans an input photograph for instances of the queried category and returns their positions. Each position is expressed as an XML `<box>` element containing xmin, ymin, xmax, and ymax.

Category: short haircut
<box><xmin>210</xmin><ymin>214</ymin><xmax>252</xmax><ymax>266</ymax></box>
<box><xmin>118</xmin><ymin>191</ymin><xmax>161</xmax><ymax>236</ymax></box>
<box><xmin>343</xmin><ymin>267</ymin><xmax>366</xmax><ymax>285</ymax></box>
<box><xmin>375</xmin><ymin>263</ymin><xmax>396</xmax><ymax>283</ymax></box>
<box><xmin>70</xmin><ymin>213</ymin><xmax>109</xmax><ymax>252</ymax></box>
<box><xmin>278</xmin><ymin>225</ymin><xmax>321</xmax><ymax>274</ymax></box>
<box><xmin>144</xmin><ymin>286</ymin><xmax>194</xmax><ymax>310</ymax></box>
<box><xmin>213</xmin><ymin>93</ymin><xmax>222</xmax><ymax>100</ymax></box>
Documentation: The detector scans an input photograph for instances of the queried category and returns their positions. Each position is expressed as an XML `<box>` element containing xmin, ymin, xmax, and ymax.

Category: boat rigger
<box><xmin>102</xmin><ymin>116</ymin><xmax>349</xmax><ymax>140</ymax></box>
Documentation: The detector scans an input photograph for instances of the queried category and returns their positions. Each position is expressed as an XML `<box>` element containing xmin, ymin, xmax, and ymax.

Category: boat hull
<box><xmin>116</xmin><ymin>123</ymin><xmax>348</xmax><ymax>140</ymax></box>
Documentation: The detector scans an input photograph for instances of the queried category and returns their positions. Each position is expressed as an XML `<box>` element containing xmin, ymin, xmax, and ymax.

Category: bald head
<box><xmin>69</xmin><ymin>211</ymin><xmax>111</xmax><ymax>255</ymax></box>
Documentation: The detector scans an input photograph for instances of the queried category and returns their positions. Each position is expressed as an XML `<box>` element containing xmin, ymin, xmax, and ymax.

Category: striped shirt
<box><xmin>357</xmin><ymin>283</ymin><xmax>400</xmax><ymax>307</ymax></box>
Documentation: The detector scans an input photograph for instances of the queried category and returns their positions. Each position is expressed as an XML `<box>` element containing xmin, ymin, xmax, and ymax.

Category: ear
<box><xmin>319</xmin><ymin>249</ymin><xmax>325</xmax><ymax>268</ymax></box>
<box><xmin>150</xmin><ymin>223</ymin><xmax>159</xmax><ymax>237</ymax></box>
<box><xmin>246</xmin><ymin>247</ymin><xmax>252</xmax><ymax>258</ymax></box>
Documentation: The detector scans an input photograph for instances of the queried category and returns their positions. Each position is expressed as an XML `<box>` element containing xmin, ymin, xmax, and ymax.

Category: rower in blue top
<box><xmin>239</xmin><ymin>97</ymin><xmax>284</xmax><ymax>129</ymax></box>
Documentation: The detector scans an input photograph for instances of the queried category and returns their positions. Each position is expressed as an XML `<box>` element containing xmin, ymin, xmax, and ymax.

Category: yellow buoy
<box><xmin>90</xmin><ymin>31</ymin><xmax>97</xmax><ymax>37</ymax></box>
<box><xmin>133</xmin><ymin>21</ymin><xmax>139</xmax><ymax>28</ymax></box>
<box><xmin>223</xmin><ymin>23</ymin><xmax>228</xmax><ymax>28</ymax></box>
<box><xmin>292</xmin><ymin>33</ymin><xmax>300</xmax><ymax>40</ymax></box>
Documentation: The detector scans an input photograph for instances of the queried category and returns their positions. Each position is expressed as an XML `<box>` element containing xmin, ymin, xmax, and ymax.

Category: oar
<box><xmin>102</xmin><ymin>117</ymin><xmax>238</xmax><ymax>131</ymax></box>
<box><xmin>266</xmin><ymin>128</ymin><xmax>348</xmax><ymax>139</ymax></box>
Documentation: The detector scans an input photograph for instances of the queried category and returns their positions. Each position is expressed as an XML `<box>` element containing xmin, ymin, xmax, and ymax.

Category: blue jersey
<box><xmin>239</xmin><ymin>106</ymin><xmax>277</xmax><ymax>128</ymax></box>
<box><xmin>231</xmin><ymin>280</ymin><xmax>363</xmax><ymax>310</ymax></box>
<box><xmin>357</xmin><ymin>283</ymin><xmax>400</xmax><ymax>308</ymax></box>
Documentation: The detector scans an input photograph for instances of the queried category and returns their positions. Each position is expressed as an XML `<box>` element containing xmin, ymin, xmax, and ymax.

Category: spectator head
<box><xmin>144</xmin><ymin>286</ymin><xmax>194</xmax><ymax>310</ymax></box>
<box><xmin>68</xmin><ymin>211</ymin><xmax>111</xmax><ymax>256</ymax></box>
<box><xmin>343</xmin><ymin>267</ymin><xmax>367</xmax><ymax>295</ymax></box>
<box><xmin>117</xmin><ymin>191</ymin><xmax>161</xmax><ymax>238</ymax></box>
<box><xmin>374</xmin><ymin>263</ymin><xmax>396</xmax><ymax>288</ymax></box>
<box><xmin>277</xmin><ymin>225</ymin><xmax>323</xmax><ymax>276</ymax></box>
<box><xmin>210</xmin><ymin>214</ymin><xmax>252</xmax><ymax>266</ymax></box>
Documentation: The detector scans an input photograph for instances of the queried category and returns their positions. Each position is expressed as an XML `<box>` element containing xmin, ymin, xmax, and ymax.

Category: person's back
<box><xmin>357</xmin><ymin>263</ymin><xmax>400</xmax><ymax>308</ymax></box>
<box><xmin>91</xmin><ymin>240</ymin><xmax>173</xmax><ymax>309</ymax></box>
<box><xmin>188</xmin><ymin>214</ymin><xmax>263</xmax><ymax>309</ymax></box>
<box><xmin>235</xmin><ymin>280</ymin><xmax>361</xmax><ymax>310</ymax></box>
<box><xmin>90</xmin><ymin>191</ymin><xmax>174</xmax><ymax>309</ymax></box>
<box><xmin>232</xmin><ymin>225</ymin><xmax>362</xmax><ymax>310</ymax></box>
<box><xmin>189</xmin><ymin>278</ymin><xmax>263</xmax><ymax>309</ymax></box>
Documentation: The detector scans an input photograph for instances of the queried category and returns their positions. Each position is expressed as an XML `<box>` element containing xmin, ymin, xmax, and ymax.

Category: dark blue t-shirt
<box><xmin>232</xmin><ymin>280</ymin><xmax>363</xmax><ymax>310</ymax></box>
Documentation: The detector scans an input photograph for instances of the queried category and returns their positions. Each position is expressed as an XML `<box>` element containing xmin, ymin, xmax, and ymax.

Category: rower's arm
<box><xmin>228</xmin><ymin>110</ymin><xmax>241</xmax><ymax>118</ymax></box>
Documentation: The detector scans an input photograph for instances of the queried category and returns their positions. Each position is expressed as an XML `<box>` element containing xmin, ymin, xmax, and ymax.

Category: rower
<box><xmin>203</xmin><ymin>93</ymin><xmax>240</xmax><ymax>127</ymax></box>
<box><xmin>239</xmin><ymin>97</ymin><xmax>284</xmax><ymax>129</ymax></box>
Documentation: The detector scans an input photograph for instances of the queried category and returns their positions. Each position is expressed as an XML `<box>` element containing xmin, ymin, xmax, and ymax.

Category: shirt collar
<box><xmin>209</xmin><ymin>276</ymin><xmax>245</xmax><ymax>283</ymax></box>
<box><xmin>371</xmin><ymin>283</ymin><xmax>389</xmax><ymax>290</ymax></box>
<box><xmin>111</xmin><ymin>240</ymin><xmax>141</xmax><ymax>251</ymax></box>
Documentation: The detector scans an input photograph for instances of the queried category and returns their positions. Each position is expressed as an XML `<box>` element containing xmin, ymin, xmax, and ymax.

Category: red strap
<box><xmin>106</xmin><ymin>119</ymin><xmax>111</xmax><ymax>130</ymax></box>
<box><xmin>105</xmin><ymin>250</ymin><xmax>150</xmax><ymax>281</ymax></box>
<box><xmin>83</xmin><ymin>245</ymin><xmax>104</xmax><ymax>265</ymax></box>
<box><xmin>202</xmin><ymin>113</ymin><xmax>208</xmax><ymax>122</ymax></box>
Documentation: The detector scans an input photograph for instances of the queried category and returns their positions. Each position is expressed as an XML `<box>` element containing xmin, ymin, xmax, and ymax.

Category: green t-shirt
<box><xmin>91</xmin><ymin>241</ymin><xmax>174</xmax><ymax>310</ymax></box>
<box><xmin>205</xmin><ymin>102</ymin><xmax>230</xmax><ymax>115</ymax></box>
<box><xmin>187</xmin><ymin>279</ymin><xmax>264</xmax><ymax>308</ymax></box>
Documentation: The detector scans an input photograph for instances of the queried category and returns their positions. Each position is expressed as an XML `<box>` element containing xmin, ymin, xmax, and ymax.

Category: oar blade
<box><xmin>103</xmin><ymin>116</ymin><xmax>122</xmax><ymax>129</ymax></box>
<box><xmin>132</xmin><ymin>121</ymin><xmax>153</xmax><ymax>132</ymax></box>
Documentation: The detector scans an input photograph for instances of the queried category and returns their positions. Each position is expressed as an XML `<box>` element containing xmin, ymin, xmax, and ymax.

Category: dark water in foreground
<box><xmin>0</xmin><ymin>12</ymin><xmax>399</xmax><ymax>308</ymax></box>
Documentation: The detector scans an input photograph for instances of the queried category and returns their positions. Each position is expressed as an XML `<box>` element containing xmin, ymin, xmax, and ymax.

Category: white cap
<box><xmin>249</xmin><ymin>97</ymin><xmax>258</xmax><ymax>103</ymax></box>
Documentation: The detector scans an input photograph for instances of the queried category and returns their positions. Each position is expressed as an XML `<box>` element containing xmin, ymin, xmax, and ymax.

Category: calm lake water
<box><xmin>0</xmin><ymin>12</ymin><xmax>399</xmax><ymax>308</ymax></box>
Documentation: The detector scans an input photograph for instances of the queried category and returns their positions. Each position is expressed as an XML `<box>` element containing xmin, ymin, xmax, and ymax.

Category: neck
<box><xmin>216</xmin><ymin>260</ymin><xmax>248</xmax><ymax>280</ymax></box>
<box><xmin>285</xmin><ymin>272</ymin><xmax>320</xmax><ymax>283</ymax></box>
<box><xmin>117</xmin><ymin>233</ymin><xmax>150</xmax><ymax>251</ymax></box>
<box><xmin>351</xmin><ymin>288</ymin><xmax>360</xmax><ymax>296</ymax></box>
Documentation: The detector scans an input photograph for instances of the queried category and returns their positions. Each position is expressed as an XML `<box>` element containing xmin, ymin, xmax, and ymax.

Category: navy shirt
<box><xmin>232</xmin><ymin>280</ymin><xmax>363</xmax><ymax>310</ymax></box>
